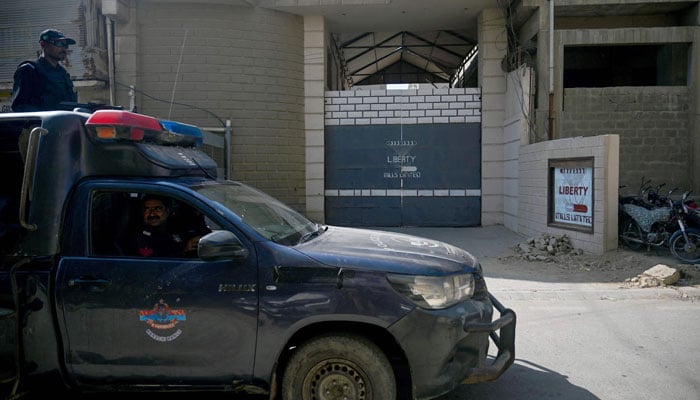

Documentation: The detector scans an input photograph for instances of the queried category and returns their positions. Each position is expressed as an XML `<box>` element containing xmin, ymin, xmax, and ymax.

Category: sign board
<box><xmin>548</xmin><ymin>157</ymin><xmax>594</xmax><ymax>232</ymax></box>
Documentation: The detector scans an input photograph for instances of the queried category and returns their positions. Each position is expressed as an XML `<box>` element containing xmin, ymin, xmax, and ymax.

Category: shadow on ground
<box><xmin>437</xmin><ymin>358</ymin><xmax>598</xmax><ymax>400</ymax></box>
<box><xmin>11</xmin><ymin>359</ymin><xmax>595</xmax><ymax>400</ymax></box>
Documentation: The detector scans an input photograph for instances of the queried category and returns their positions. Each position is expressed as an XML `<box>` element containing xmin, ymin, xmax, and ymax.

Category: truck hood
<box><xmin>295</xmin><ymin>226</ymin><xmax>479</xmax><ymax>275</ymax></box>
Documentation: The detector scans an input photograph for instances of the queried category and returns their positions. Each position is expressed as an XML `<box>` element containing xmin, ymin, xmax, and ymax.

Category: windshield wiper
<box><xmin>297</xmin><ymin>223</ymin><xmax>327</xmax><ymax>244</ymax></box>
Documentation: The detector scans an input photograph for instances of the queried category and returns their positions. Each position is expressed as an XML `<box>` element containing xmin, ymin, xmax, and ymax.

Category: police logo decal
<box><xmin>138</xmin><ymin>298</ymin><xmax>187</xmax><ymax>342</ymax></box>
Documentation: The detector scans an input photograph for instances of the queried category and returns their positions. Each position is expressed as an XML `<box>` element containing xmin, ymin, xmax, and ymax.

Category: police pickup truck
<box><xmin>0</xmin><ymin>109</ymin><xmax>515</xmax><ymax>400</ymax></box>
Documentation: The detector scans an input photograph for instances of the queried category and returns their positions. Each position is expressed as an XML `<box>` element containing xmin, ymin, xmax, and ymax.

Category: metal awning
<box><xmin>334</xmin><ymin>30</ymin><xmax>476</xmax><ymax>87</ymax></box>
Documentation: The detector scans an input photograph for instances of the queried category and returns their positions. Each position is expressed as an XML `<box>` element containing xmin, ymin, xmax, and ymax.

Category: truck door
<box><xmin>55</xmin><ymin>188</ymin><xmax>259</xmax><ymax>386</ymax></box>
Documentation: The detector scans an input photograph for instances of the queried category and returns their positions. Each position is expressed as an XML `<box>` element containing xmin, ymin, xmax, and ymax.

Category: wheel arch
<box><xmin>271</xmin><ymin>321</ymin><xmax>413</xmax><ymax>400</ymax></box>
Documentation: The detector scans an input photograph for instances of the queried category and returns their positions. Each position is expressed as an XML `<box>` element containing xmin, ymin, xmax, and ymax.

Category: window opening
<box><xmin>564</xmin><ymin>44</ymin><xmax>689</xmax><ymax>87</ymax></box>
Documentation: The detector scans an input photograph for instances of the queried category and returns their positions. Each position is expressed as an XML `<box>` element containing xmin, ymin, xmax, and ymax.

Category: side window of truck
<box><xmin>90</xmin><ymin>191</ymin><xmax>216</xmax><ymax>258</ymax></box>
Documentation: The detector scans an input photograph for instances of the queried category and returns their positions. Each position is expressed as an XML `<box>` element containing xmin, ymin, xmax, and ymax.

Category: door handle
<box><xmin>68</xmin><ymin>277</ymin><xmax>111</xmax><ymax>290</ymax></box>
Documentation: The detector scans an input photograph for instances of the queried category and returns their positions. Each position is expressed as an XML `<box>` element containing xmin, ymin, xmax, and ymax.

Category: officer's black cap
<box><xmin>39</xmin><ymin>29</ymin><xmax>76</xmax><ymax>45</ymax></box>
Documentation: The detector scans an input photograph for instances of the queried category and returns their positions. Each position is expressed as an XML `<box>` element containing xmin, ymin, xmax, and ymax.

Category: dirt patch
<box><xmin>481</xmin><ymin>234</ymin><xmax>700</xmax><ymax>287</ymax></box>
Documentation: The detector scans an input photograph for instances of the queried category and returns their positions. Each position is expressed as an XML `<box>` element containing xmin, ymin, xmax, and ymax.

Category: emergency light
<box><xmin>85</xmin><ymin>110</ymin><xmax>203</xmax><ymax>147</ymax></box>
<box><xmin>161</xmin><ymin>120</ymin><xmax>204</xmax><ymax>145</ymax></box>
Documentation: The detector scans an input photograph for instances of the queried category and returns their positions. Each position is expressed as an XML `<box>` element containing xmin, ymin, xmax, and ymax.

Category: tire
<box><xmin>281</xmin><ymin>334</ymin><xmax>396</xmax><ymax>400</ymax></box>
<box><xmin>669</xmin><ymin>228</ymin><xmax>700</xmax><ymax>263</ymax></box>
<box><xmin>620</xmin><ymin>218</ymin><xmax>644</xmax><ymax>251</ymax></box>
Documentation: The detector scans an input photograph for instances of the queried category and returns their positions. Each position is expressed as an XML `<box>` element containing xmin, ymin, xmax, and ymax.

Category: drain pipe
<box><xmin>225</xmin><ymin>119</ymin><xmax>232</xmax><ymax>180</ymax></box>
<box><xmin>106</xmin><ymin>16</ymin><xmax>116</xmax><ymax>106</ymax></box>
<box><xmin>548</xmin><ymin>0</ymin><xmax>555</xmax><ymax>140</ymax></box>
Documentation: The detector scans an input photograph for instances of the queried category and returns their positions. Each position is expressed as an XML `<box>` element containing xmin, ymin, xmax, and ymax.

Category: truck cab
<box><xmin>0</xmin><ymin>109</ymin><xmax>515</xmax><ymax>400</ymax></box>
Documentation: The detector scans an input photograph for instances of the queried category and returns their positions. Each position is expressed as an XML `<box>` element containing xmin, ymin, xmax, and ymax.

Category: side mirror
<box><xmin>198</xmin><ymin>230</ymin><xmax>249</xmax><ymax>261</ymax></box>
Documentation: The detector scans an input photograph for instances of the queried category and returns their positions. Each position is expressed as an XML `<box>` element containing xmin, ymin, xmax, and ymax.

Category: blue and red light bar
<box><xmin>85</xmin><ymin>110</ymin><xmax>203</xmax><ymax>147</ymax></box>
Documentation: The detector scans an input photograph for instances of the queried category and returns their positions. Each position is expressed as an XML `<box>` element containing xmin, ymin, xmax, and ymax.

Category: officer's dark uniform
<box><xmin>11</xmin><ymin>29</ymin><xmax>78</xmax><ymax>112</ymax></box>
<box><xmin>12</xmin><ymin>57</ymin><xmax>77</xmax><ymax>112</ymax></box>
<box><xmin>129</xmin><ymin>227</ymin><xmax>185</xmax><ymax>258</ymax></box>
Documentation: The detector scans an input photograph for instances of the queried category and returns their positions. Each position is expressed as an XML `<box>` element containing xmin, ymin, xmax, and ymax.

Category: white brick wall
<box><xmin>324</xmin><ymin>88</ymin><xmax>481</xmax><ymax>125</ymax></box>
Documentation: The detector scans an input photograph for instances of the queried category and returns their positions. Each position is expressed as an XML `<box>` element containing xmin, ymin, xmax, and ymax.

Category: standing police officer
<box><xmin>11</xmin><ymin>29</ymin><xmax>78</xmax><ymax>112</ymax></box>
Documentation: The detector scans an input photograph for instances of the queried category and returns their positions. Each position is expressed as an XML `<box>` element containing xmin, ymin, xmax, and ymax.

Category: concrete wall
<box><xmin>111</xmin><ymin>1</ymin><xmax>307</xmax><ymax>211</ymax></box>
<box><xmin>554</xmin><ymin>27</ymin><xmax>697</xmax><ymax>198</ymax></box>
<box><xmin>518</xmin><ymin>134</ymin><xmax>620</xmax><ymax>255</ymax></box>
<box><xmin>561</xmin><ymin>87</ymin><xmax>690</xmax><ymax>196</ymax></box>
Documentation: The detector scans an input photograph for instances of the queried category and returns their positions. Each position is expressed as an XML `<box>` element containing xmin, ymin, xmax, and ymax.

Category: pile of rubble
<box><xmin>510</xmin><ymin>233</ymin><xmax>688</xmax><ymax>288</ymax></box>
<box><xmin>624</xmin><ymin>264</ymin><xmax>680</xmax><ymax>288</ymax></box>
<box><xmin>511</xmin><ymin>233</ymin><xmax>584</xmax><ymax>262</ymax></box>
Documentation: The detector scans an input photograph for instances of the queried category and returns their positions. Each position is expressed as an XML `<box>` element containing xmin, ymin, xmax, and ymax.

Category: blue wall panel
<box><xmin>325</xmin><ymin>197</ymin><xmax>401</xmax><ymax>227</ymax></box>
<box><xmin>401</xmin><ymin>197</ymin><xmax>481</xmax><ymax>227</ymax></box>
<box><xmin>325</xmin><ymin>123</ymin><xmax>481</xmax><ymax>226</ymax></box>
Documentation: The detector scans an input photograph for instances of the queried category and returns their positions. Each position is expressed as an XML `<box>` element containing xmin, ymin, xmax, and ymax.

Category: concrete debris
<box><xmin>512</xmin><ymin>233</ymin><xmax>584</xmax><ymax>262</ymax></box>
<box><xmin>506</xmin><ymin>233</ymin><xmax>698</xmax><ymax>288</ymax></box>
<box><xmin>625</xmin><ymin>264</ymin><xmax>680</xmax><ymax>288</ymax></box>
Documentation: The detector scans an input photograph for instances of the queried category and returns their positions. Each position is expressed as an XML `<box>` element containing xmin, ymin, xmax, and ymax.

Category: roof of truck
<box><xmin>1</xmin><ymin>109</ymin><xmax>218</xmax><ymax>178</ymax></box>
<box><xmin>1</xmin><ymin>109</ymin><xmax>219</xmax><ymax>257</ymax></box>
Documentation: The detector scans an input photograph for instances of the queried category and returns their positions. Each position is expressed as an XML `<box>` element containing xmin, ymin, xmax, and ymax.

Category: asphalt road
<box><xmin>436</xmin><ymin>294</ymin><xmax>700</xmax><ymax>400</ymax></box>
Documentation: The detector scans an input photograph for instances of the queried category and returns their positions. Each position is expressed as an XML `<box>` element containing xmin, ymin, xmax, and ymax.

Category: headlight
<box><xmin>386</xmin><ymin>273</ymin><xmax>475</xmax><ymax>309</ymax></box>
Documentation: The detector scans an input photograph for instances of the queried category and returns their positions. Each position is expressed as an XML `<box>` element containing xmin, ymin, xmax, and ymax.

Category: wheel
<box><xmin>669</xmin><ymin>228</ymin><xmax>700</xmax><ymax>263</ymax></box>
<box><xmin>620</xmin><ymin>218</ymin><xmax>644</xmax><ymax>250</ymax></box>
<box><xmin>281</xmin><ymin>334</ymin><xmax>396</xmax><ymax>400</ymax></box>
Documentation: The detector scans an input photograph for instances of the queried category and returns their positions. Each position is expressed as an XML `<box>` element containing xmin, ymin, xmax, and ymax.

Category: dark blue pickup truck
<box><xmin>0</xmin><ymin>109</ymin><xmax>515</xmax><ymax>400</ymax></box>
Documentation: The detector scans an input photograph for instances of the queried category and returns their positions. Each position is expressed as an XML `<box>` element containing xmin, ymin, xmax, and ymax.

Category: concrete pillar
<box><xmin>478</xmin><ymin>9</ymin><xmax>508</xmax><ymax>226</ymax></box>
<box><xmin>304</xmin><ymin>16</ymin><xmax>326</xmax><ymax>223</ymax></box>
<box><xmin>104</xmin><ymin>0</ymin><xmax>140</xmax><ymax>111</ymax></box>
<box><xmin>535</xmin><ymin>1</ymin><xmax>551</xmax><ymax>143</ymax></box>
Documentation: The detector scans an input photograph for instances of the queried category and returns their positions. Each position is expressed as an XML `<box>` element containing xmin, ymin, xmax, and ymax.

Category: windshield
<box><xmin>194</xmin><ymin>181</ymin><xmax>320</xmax><ymax>246</ymax></box>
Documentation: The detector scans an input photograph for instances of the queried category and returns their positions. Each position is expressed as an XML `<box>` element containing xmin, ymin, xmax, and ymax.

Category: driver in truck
<box><xmin>126</xmin><ymin>194</ymin><xmax>201</xmax><ymax>258</ymax></box>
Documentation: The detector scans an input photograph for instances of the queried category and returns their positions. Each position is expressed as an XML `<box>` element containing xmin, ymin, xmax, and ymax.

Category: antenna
<box><xmin>169</xmin><ymin>29</ymin><xmax>188</xmax><ymax>119</ymax></box>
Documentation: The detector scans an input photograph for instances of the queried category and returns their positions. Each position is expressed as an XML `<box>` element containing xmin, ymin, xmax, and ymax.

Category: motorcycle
<box><xmin>619</xmin><ymin>185</ymin><xmax>700</xmax><ymax>263</ymax></box>
<box><xmin>618</xmin><ymin>177</ymin><xmax>665</xmax><ymax>252</ymax></box>
<box><xmin>668</xmin><ymin>191</ymin><xmax>700</xmax><ymax>263</ymax></box>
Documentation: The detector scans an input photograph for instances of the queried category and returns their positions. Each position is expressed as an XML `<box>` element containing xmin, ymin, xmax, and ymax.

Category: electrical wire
<box><xmin>169</xmin><ymin>29</ymin><xmax>188</xmax><ymax>120</ymax></box>
<box><xmin>113</xmin><ymin>80</ymin><xmax>226</xmax><ymax>128</ymax></box>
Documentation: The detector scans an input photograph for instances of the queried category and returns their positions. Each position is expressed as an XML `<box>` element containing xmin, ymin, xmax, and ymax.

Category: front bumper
<box><xmin>461</xmin><ymin>293</ymin><xmax>516</xmax><ymax>384</ymax></box>
<box><xmin>388</xmin><ymin>292</ymin><xmax>516</xmax><ymax>400</ymax></box>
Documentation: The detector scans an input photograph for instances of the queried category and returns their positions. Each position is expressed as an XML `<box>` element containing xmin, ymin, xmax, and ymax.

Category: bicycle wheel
<box><xmin>620</xmin><ymin>218</ymin><xmax>644</xmax><ymax>250</ymax></box>
<box><xmin>669</xmin><ymin>228</ymin><xmax>700</xmax><ymax>263</ymax></box>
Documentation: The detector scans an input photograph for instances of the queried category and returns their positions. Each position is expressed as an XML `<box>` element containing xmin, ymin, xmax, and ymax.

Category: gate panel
<box><xmin>325</xmin><ymin>123</ymin><xmax>481</xmax><ymax>227</ymax></box>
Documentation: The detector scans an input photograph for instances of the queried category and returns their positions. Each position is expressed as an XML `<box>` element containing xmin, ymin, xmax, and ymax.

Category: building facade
<box><xmin>1</xmin><ymin>0</ymin><xmax>698</xmax><ymax>252</ymax></box>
